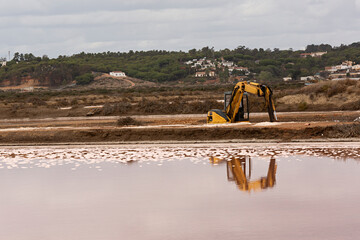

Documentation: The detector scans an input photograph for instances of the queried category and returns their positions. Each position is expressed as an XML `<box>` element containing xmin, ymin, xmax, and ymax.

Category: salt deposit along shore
<box><xmin>0</xmin><ymin>142</ymin><xmax>359</xmax><ymax>170</ymax></box>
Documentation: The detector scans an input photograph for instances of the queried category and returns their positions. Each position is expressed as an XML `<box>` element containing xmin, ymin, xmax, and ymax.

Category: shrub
<box><xmin>117</xmin><ymin>117</ymin><xmax>142</xmax><ymax>126</ymax></box>
<box><xmin>28</xmin><ymin>97</ymin><xmax>47</xmax><ymax>106</ymax></box>
<box><xmin>102</xmin><ymin>101</ymin><xmax>132</xmax><ymax>115</ymax></box>
<box><xmin>75</xmin><ymin>73</ymin><xmax>94</xmax><ymax>85</ymax></box>
<box><xmin>298</xmin><ymin>101</ymin><xmax>308</xmax><ymax>111</ymax></box>
<box><xmin>70</xmin><ymin>99</ymin><xmax>78</xmax><ymax>105</ymax></box>
<box><xmin>55</xmin><ymin>98</ymin><xmax>69</xmax><ymax>107</ymax></box>
<box><xmin>299</xmin><ymin>79</ymin><xmax>358</xmax><ymax>97</ymax></box>
<box><xmin>184</xmin><ymin>100</ymin><xmax>223</xmax><ymax>113</ymax></box>
<box><xmin>330</xmin><ymin>123</ymin><xmax>360</xmax><ymax>138</ymax></box>
<box><xmin>327</xmin><ymin>83</ymin><xmax>347</xmax><ymax>98</ymax></box>
<box><xmin>340</xmin><ymin>100</ymin><xmax>360</xmax><ymax>110</ymax></box>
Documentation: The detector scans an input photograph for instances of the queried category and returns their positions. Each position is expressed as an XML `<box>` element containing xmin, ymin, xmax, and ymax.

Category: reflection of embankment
<box><xmin>210</xmin><ymin>156</ymin><xmax>277</xmax><ymax>193</ymax></box>
<box><xmin>0</xmin><ymin>144</ymin><xmax>358</xmax><ymax>171</ymax></box>
<box><xmin>209</xmin><ymin>147</ymin><xmax>360</xmax><ymax>162</ymax></box>
<box><xmin>270</xmin><ymin>148</ymin><xmax>360</xmax><ymax>161</ymax></box>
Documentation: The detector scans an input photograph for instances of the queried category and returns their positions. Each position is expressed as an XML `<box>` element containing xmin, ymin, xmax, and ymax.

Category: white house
<box><xmin>222</xmin><ymin>61</ymin><xmax>234</xmax><ymax>67</ymax></box>
<box><xmin>195</xmin><ymin>72</ymin><xmax>206</xmax><ymax>77</ymax></box>
<box><xmin>195</xmin><ymin>71</ymin><xmax>215</xmax><ymax>77</ymax></box>
<box><xmin>353</xmin><ymin>64</ymin><xmax>360</xmax><ymax>71</ymax></box>
<box><xmin>202</xmin><ymin>63</ymin><xmax>215</xmax><ymax>69</ymax></box>
<box><xmin>311</xmin><ymin>51</ymin><xmax>327</xmax><ymax>57</ymax></box>
<box><xmin>283</xmin><ymin>77</ymin><xmax>292</xmax><ymax>82</ymax></box>
<box><xmin>326</xmin><ymin>61</ymin><xmax>354</xmax><ymax>72</ymax></box>
<box><xmin>0</xmin><ymin>58</ymin><xmax>6</xmax><ymax>67</ymax></box>
<box><xmin>110</xmin><ymin>71</ymin><xmax>126</xmax><ymax>77</ymax></box>
<box><xmin>300</xmin><ymin>51</ymin><xmax>327</xmax><ymax>58</ymax></box>
<box><xmin>208</xmin><ymin>71</ymin><xmax>215</xmax><ymax>77</ymax></box>
<box><xmin>300</xmin><ymin>76</ymin><xmax>315</xmax><ymax>81</ymax></box>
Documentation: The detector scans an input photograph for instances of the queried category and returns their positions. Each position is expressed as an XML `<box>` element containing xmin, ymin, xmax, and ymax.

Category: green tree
<box><xmin>258</xmin><ymin>71</ymin><xmax>273</xmax><ymax>82</ymax></box>
<box><xmin>75</xmin><ymin>73</ymin><xmax>94</xmax><ymax>85</ymax></box>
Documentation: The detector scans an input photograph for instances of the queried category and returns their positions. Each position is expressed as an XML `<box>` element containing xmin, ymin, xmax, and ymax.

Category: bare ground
<box><xmin>0</xmin><ymin>111</ymin><xmax>359</xmax><ymax>144</ymax></box>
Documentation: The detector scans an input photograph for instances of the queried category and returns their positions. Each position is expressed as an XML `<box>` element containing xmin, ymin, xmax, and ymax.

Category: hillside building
<box><xmin>300</xmin><ymin>76</ymin><xmax>315</xmax><ymax>81</ymax></box>
<box><xmin>0</xmin><ymin>58</ymin><xmax>6</xmax><ymax>67</ymax></box>
<box><xmin>323</xmin><ymin>61</ymin><xmax>360</xmax><ymax>80</ymax></box>
<box><xmin>195</xmin><ymin>72</ymin><xmax>206</xmax><ymax>77</ymax></box>
<box><xmin>300</xmin><ymin>51</ymin><xmax>327</xmax><ymax>58</ymax></box>
<box><xmin>195</xmin><ymin>71</ymin><xmax>215</xmax><ymax>77</ymax></box>
<box><xmin>110</xmin><ymin>71</ymin><xmax>126</xmax><ymax>77</ymax></box>
<box><xmin>221</xmin><ymin>60</ymin><xmax>234</xmax><ymax>67</ymax></box>
<box><xmin>283</xmin><ymin>77</ymin><xmax>292</xmax><ymax>82</ymax></box>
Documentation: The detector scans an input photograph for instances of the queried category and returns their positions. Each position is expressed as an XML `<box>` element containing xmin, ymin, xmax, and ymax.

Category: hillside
<box><xmin>1</xmin><ymin>42</ymin><xmax>360</xmax><ymax>88</ymax></box>
<box><xmin>276</xmin><ymin>79</ymin><xmax>360</xmax><ymax>111</ymax></box>
<box><xmin>0</xmin><ymin>78</ymin><xmax>357</xmax><ymax>121</ymax></box>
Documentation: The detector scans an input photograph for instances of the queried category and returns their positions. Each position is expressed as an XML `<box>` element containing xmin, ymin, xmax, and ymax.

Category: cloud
<box><xmin>0</xmin><ymin>0</ymin><xmax>235</xmax><ymax>16</ymax></box>
<box><xmin>0</xmin><ymin>0</ymin><xmax>360</xmax><ymax>58</ymax></box>
<box><xmin>238</xmin><ymin>0</ymin><xmax>276</xmax><ymax>16</ymax></box>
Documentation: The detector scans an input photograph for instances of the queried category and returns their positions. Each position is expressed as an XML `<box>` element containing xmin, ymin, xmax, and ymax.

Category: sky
<box><xmin>1</xmin><ymin>0</ymin><xmax>360</xmax><ymax>59</ymax></box>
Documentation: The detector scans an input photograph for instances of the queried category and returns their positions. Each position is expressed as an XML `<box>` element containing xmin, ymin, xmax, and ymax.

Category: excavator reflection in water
<box><xmin>210</xmin><ymin>156</ymin><xmax>277</xmax><ymax>192</ymax></box>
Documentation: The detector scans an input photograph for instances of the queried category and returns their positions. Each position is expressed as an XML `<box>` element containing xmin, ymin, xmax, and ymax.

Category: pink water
<box><xmin>0</xmin><ymin>143</ymin><xmax>359</xmax><ymax>240</ymax></box>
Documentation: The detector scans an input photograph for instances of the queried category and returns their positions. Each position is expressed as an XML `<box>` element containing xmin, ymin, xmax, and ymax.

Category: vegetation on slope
<box><xmin>276</xmin><ymin>79</ymin><xmax>360</xmax><ymax>111</ymax></box>
<box><xmin>2</xmin><ymin>42</ymin><xmax>360</xmax><ymax>87</ymax></box>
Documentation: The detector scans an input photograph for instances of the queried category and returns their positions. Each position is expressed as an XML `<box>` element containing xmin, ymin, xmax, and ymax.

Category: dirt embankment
<box><xmin>84</xmin><ymin>74</ymin><xmax>155</xmax><ymax>89</ymax></box>
<box><xmin>0</xmin><ymin>111</ymin><xmax>359</xmax><ymax>144</ymax></box>
<box><xmin>0</xmin><ymin>122</ymin><xmax>359</xmax><ymax>144</ymax></box>
<box><xmin>0</xmin><ymin>76</ymin><xmax>49</xmax><ymax>90</ymax></box>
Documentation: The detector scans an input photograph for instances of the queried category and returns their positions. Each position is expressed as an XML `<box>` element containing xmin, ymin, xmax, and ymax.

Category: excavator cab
<box><xmin>224</xmin><ymin>91</ymin><xmax>249</xmax><ymax>122</ymax></box>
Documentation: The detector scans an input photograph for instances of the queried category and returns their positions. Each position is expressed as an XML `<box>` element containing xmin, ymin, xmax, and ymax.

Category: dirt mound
<box><xmin>276</xmin><ymin>80</ymin><xmax>360</xmax><ymax>111</ymax></box>
<box><xmin>0</xmin><ymin>77</ymin><xmax>49</xmax><ymax>90</ymax></box>
<box><xmin>85</xmin><ymin>74</ymin><xmax>155</xmax><ymax>89</ymax></box>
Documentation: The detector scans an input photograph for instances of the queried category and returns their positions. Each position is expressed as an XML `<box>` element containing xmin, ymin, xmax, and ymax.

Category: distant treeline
<box><xmin>1</xmin><ymin>42</ymin><xmax>360</xmax><ymax>86</ymax></box>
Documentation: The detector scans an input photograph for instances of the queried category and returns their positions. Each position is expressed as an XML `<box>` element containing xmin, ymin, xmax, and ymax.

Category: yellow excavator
<box><xmin>207</xmin><ymin>81</ymin><xmax>277</xmax><ymax>123</ymax></box>
<box><xmin>210</xmin><ymin>156</ymin><xmax>277</xmax><ymax>192</ymax></box>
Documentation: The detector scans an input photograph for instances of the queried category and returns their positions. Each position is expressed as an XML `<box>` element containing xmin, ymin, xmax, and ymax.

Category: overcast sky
<box><xmin>1</xmin><ymin>0</ymin><xmax>360</xmax><ymax>58</ymax></box>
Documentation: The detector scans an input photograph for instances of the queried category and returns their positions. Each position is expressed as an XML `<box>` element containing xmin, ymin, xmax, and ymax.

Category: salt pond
<box><xmin>0</xmin><ymin>143</ymin><xmax>359</xmax><ymax>240</ymax></box>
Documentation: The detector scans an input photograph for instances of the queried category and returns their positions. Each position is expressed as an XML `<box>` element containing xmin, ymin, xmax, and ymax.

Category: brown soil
<box><xmin>0</xmin><ymin>112</ymin><xmax>359</xmax><ymax>144</ymax></box>
<box><xmin>0</xmin><ymin>77</ymin><xmax>48</xmax><ymax>90</ymax></box>
<box><xmin>84</xmin><ymin>74</ymin><xmax>155</xmax><ymax>89</ymax></box>
<box><xmin>0</xmin><ymin>122</ymin><xmax>358</xmax><ymax>144</ymax></box>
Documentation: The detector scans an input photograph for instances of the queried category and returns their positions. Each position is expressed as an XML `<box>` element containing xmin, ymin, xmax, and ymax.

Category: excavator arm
<box><xmin>207</xmin><ymin>81</ymin><xmax>277</xmax><ymax>123</ymax></box>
